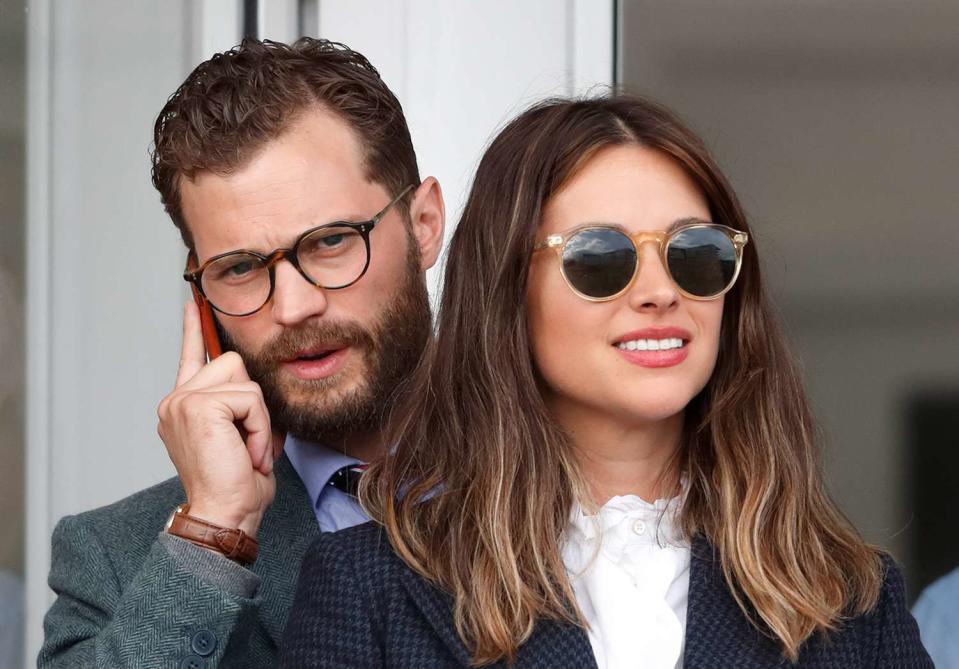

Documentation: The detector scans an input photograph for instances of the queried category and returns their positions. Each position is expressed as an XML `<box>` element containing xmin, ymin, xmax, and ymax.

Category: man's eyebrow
<box><xmin>667</xmin><ymin>216</ymin><xmax>712</xmax><ymax>233</ymax></box>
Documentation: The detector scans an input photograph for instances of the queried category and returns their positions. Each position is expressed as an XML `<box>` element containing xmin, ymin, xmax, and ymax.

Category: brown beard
<box><xmin>219</xmin><ymin>251</ymin><xmax>432</xmax><ymax>446</ymax></box>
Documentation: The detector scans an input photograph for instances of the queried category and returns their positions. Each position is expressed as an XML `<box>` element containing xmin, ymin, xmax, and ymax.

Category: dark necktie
<box><xmin>327</xmin><ymin>464</ymin><xmax>367</xmax><ymax>497</ymax></box>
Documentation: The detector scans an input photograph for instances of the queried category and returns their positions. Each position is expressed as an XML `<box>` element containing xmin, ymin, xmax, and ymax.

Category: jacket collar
<box><xmin>401</xmin><ymin>534</ymin><xmax>787</xmax><ymax>667</ymax></box>
<box><xmin>399</xmin><ymin>564</ymin><xmax>597</xmax><ymax>668</ymax></box>
<box><xmin>252</xmin><ymin>453</ymin><xmax>322</xmax><ymax>645</ymax></box>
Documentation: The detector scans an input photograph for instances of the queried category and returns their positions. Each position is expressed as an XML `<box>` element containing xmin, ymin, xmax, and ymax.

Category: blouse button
<box><xmin>632</xmin><ymin>519</ymin><xmax>646</xmax><ymax>536</ymax></box>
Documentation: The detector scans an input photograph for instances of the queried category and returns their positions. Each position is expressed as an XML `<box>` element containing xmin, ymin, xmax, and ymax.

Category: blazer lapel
<box><xmin>683</xmin><ymin>535</ymin><xmax>786</xmax><ymax>668</ymax></box>
<box><xmin>400</xmin><ymin>568</ymin><xmax>597</xmax><ymax>668</ymax></box>
<box><xmin>253</xmin><ymin>454</ymin><xmax>322</xmax><ymax>645</ymax></box>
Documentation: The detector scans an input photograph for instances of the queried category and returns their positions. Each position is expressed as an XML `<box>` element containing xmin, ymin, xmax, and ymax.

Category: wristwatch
<box><xmin>164</xmin><ymin>504</ymin><xmax>259</xmax><ymax>566</ymax></box>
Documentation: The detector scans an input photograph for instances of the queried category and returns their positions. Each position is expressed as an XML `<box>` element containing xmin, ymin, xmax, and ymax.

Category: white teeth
<box><xmin>616</xmin><ymin>337</ymin><xmax>686</xmax><ymax>351</ymax></box>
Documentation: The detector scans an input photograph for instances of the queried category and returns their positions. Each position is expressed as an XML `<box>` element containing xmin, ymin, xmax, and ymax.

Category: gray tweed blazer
<box><xmin>280</xmin><ymin>522</ymin><xmax>934</xmax><ymax>668</ymax></box>
<box><xmin>39</xmin><ymin>454</ymin><xmax>319</xmax><ymax>668</ymax></box>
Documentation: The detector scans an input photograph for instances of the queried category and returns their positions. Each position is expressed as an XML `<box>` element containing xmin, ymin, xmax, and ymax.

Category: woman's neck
<box><xmin>550</xmin><ymin>397</ymin><xmax>684</xmax><ymax>508</ymax></box>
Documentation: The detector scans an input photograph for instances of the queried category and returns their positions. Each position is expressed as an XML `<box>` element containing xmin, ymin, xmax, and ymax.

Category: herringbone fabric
<box><xmin>39</xmin><ymin>455</ymin><xmax>320</xmax><ymax>668</ymax></box>
<box><xmin>280</xmin><ymin>522</ymin><xmax>934</xmax><ymax>668</ymax></box>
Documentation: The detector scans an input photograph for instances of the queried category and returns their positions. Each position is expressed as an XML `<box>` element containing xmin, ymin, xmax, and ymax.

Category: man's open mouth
<box><xmin>278</xmin><ymin>345</ymin><xmax>353</xmax><ymax>381</ymax></box>
<box><xmin>294</xmin><ymin>350</ymin><xmax>336</xmax><ymax>362</ymax></box>
<box><xmin>287</xmin><ymin>346</ymin><xmax>344</xmax><ymax>363</ymax></box>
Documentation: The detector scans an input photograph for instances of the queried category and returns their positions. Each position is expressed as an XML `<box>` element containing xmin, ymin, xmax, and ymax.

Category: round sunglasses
<box><xmin>533</xmin><ymin>222</ymin><xmax>749</xmax><ymax>301</ymax></box>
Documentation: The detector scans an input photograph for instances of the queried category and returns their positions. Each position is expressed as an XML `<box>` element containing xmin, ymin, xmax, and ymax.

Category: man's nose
<box><xmin>268</xmin><ymin>259</ymin><xmax>329</xmax><ymax>326</ymax></box>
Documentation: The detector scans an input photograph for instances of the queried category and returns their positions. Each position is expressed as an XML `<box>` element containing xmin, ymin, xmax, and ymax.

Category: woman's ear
<box><xmin>407</xmin><ymin>177</ymin><xmax>446</xmax><ymax>270</ymax></box>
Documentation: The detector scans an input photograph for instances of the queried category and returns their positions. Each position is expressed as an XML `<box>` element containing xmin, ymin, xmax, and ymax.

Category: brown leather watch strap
<box><xmin>165</xmin><ymin>505</ymin><xmax>259</xmax><ymax>566</ymax></box>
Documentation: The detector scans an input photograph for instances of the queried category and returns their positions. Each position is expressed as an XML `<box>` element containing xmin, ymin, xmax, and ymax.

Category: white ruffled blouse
<box><xmin>561</xmin><ymin>493</ymin><xmax>691</xmax><ymax>669</ymax></box>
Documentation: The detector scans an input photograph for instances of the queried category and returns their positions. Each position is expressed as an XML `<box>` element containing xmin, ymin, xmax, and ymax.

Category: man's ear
<box><xmin>407</xmin><ymin>177</ymin><xmax>445</xmax><ymax>270</ymax></box>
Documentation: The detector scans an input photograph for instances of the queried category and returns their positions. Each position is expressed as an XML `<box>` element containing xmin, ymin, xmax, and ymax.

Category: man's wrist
<box><xmin>164</xmin><ymin>504</ymin><xmax>261</xmax><ymax>566</ymax></box>
<box><xmin>187</xmin><ymin>504</ymin><xmax>263</xmax><ymax>539</ymax></box>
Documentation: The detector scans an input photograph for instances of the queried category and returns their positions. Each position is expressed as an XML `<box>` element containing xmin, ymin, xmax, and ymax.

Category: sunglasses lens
<box><xmin>561</xmin><ymin>228</ymin><xmax>637</xmax><ymax>298</ymax></box>
<box><xmin>666</xmin><ymin>226</ymin><xmax>739</xmax><ymax>298</ymax></box>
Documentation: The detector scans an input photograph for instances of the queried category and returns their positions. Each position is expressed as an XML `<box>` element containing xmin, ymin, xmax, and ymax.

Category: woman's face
<box><xmin>527</xmin><ymin>144</ymin><xmax>724</xmax><ymax>427</ymax></box>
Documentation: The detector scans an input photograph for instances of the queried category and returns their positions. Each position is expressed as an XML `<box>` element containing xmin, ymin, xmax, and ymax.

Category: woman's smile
<box><xmin>612</xmin><ymin>326</ymin><xmax>692</xmax><ymax>368</ymax></box>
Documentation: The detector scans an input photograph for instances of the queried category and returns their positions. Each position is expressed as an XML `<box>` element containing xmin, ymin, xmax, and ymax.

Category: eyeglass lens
<box><xmin>200</xmin><ymin>224</ymin><xmax>368</xmax><ymax>316</ymax></box>
<box><xmin>561</xmin><ymin>227</ymin><xmax>637</xmax><ymax>299</ymax></box>
<box><xmin>665</xmin><ymin>226</ymin><xmax>738</xmax><ymax>298</ymax></box>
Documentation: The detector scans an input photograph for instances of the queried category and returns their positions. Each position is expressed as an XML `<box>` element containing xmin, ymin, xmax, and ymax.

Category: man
<box><xmin>39</xmin><ymin>38</ymin><xmax>444</xmax><ymax>667</ymax></box>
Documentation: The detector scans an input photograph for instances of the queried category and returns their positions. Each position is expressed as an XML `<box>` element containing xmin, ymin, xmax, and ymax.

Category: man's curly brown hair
<box><xmin>151</xmin><ymin>37</ymin><xmax>419</xmax><ymax>249</ymax></box>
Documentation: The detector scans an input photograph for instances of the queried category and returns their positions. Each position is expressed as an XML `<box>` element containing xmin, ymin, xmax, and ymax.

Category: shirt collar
<box><xmin>284</xmin><ymin>435</ymin><xmax>363</xmax><ymax>508</ymax></box>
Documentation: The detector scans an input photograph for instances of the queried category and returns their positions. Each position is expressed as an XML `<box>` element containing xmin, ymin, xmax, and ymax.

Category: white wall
<box><xmin>25</xmin><ymin>0</ymin><xmax>613</xmax><ymax>663</ymax></box>
<box><xmin>307</xmin><ymin>0</ymin><xmax>613</xmax><ymax>295</ymax></box>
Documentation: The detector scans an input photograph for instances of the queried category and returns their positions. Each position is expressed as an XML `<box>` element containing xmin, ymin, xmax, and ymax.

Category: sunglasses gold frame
<box><xmin>533</xmin><ymin>222</ymin><xmax>749</xmax><ymax>302</ymax></box>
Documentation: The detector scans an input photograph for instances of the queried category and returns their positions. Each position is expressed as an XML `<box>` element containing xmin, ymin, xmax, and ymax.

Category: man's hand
<box><xmin>157</xmin><ymin>302</ymin><xmax>283</xmax><ymax>538</ymax></box>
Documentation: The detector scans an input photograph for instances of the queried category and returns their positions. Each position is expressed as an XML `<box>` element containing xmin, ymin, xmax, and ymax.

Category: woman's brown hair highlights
<box><xmin>361</xmin><ymin>96</ymin><xmax>882</xmax><ymax>665</ymax></box>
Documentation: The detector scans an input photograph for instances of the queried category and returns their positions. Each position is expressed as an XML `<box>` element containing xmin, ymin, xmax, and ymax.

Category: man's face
<box><xmin>179</xmin><ymin>109</ymin><xmax>434</xmax><ymax>446</ymax></box>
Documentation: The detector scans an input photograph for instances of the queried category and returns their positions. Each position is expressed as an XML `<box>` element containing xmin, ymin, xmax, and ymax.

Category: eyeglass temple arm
<box><xmin>371</xmin><ymin>183</ymin><xmax>416</xmax><ymax>224</ymax></box>
<box><xmin>183</xmin><ymin>252</ymin><xmax>200</xmax><ymax>282</ymax></box>
<box><xmin>533</xmin><ymin>234</ymin><xmax>564</xmax><ymax>251</ymax></box>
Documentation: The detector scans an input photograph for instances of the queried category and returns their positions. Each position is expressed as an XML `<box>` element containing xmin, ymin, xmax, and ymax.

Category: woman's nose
<box><xmin>624</xmin><ymin>243</ymin><xmax>680</xmax><ymax>314</ymax></box>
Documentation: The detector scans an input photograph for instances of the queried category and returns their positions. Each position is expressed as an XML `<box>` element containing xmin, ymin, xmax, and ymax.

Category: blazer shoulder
<box><xmin>55</xmin><ymin>476</ymin><xmax>184</xmax><ymax>568</ymax></box>
<box><xmin>847</xmin><ymin>552</ymin><xmax>934</xmax><ymax>667</ymax></box>
<box><xmin>306</xmin><ymin>521</ymin><xmax>397</xmax><ymax>568</ymax></box>
<box><xmin>828</xmin><ymin>552</ymin><xmax>908</xmax><ymax>631</ymax></box>
<box><xmin>65</xmin><ymin>475</ymin><xmax>184</xmax><ymax>531</ymax></box>
<box><xmin>875</xmin><ymin>551</ymin><xmax>909</xmax><ymax>610</ymax></box>
<box><xmin>300</xmin><ymin>522</ymin><xmax>406</xmax><ymax>594</ymax></box>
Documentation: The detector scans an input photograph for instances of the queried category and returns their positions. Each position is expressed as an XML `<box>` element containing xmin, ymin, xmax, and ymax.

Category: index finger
<box><xmin>175</xmin><ymin>300</ymin><xmax>208</xmax><ymax>388</ymax></box>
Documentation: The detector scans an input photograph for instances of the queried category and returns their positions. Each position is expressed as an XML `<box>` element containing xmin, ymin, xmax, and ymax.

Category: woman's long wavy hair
<box><xmin>361</xmin><ymin>96</ymin><xmax>882</xmax><ymax>665</ymax></box>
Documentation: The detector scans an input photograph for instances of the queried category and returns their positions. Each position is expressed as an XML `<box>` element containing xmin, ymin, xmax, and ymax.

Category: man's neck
<box><xmin>321</xmin><ymin>428</ymin><xmax>388</xmax><ymax>463</ymax></box>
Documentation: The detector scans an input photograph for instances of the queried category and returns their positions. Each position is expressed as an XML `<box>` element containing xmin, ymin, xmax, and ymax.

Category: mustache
<box><xmin>250</xmin><ymin>320</ymin><xmax>376</xmax><ymax>362</ymax></box>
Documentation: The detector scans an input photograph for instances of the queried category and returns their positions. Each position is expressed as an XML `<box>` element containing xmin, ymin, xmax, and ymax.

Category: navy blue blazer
<box><xmin>280</xmin><ymin>522</ymin><xmax>933</xmax><ymax>668</ymax></box>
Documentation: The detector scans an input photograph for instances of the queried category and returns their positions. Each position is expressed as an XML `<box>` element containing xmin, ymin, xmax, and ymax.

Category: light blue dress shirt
<box><xmin>913</xmin><ymin>566</ymin><xmax>959</xmax><ymax>669</ymax></box>
<box><xmin>284</xmin><ymin>436</ymin><xmax>370</xmax><ymax>532</ymax></box>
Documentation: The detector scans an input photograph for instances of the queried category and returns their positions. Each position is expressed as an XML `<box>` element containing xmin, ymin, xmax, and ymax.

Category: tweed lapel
<box><xmin>253</xmin><ymin>453</ymin><xmax>321</xmax><ymax>645</ymax></box>
<box><xmin>682</xmin><ymin>535</ymin><xmax>787</xmax><ymax>668</ymax></box>
<box><xmin>399</xmin><ymin>567</ymin><xmax>597</xmax><ymax>668</ymax></box>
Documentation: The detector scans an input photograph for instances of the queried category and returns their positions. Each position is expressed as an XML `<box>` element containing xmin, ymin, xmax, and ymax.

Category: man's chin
<box><xmin>275</xmin><ymin>378</ymin><xmax>366</xmax><ymax>412</ymax></box>
<box><xmin>270</xmin><ymin>388</ymin><xmax>380</xmax><ymax>446</ymax></box>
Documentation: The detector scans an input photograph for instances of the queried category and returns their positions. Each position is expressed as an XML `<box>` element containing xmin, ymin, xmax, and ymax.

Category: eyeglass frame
<box><xmin>183</xmin><ymin>184</ymin><xmax>415</xmax><ymax>317</ymax></box>
<box><xmin>532</xmin><ymin>221</ymin><xmax>749</xmax><ymax>302</ymax></box>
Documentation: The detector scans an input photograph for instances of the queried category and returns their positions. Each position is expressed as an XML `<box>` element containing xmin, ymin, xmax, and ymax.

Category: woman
<box><xmin>280</xmin><ymin>96</ymin><xmax>932</xmax><ymax>668</ymax></box>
